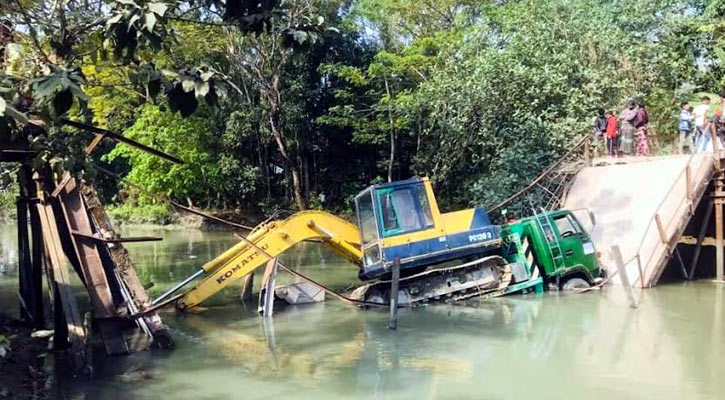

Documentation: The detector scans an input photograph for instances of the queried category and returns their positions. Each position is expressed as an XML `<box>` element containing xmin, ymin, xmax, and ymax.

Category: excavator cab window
<box><xmin>376</xmin><ymin>185</ymin><xmax>431</xmax><ymax>238</ymax></box>
<box><xmin>416</xmin><ymin>185</ymin><xmax>434</xmax><ymax>227</ymax></box>
<box><xmin>357</xmin><ymin>190</ymin><xmax>378</xmax><ymax>245</ymax></box>
<box><xmin>355</xmin><ymin>189</ymin><xmax>382</xmax><ymax>267</ymax></box>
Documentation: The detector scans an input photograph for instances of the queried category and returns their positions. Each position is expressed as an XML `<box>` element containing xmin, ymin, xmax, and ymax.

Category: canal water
<box><xmin>1</xmin><ymin>224</ymin><xmax>725</xmax><ymax>399</ymax></box>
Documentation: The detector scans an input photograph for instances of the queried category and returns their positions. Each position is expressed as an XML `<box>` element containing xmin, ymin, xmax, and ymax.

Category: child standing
<box><xmin>605</xmin><ymin>110</ymin><xmax>619</xmax><ymax>157</ymax></box>
<box><xmin>679</xmin><ymin>101</ymin><xmax>693</xmax><ymax>154</ymax></box>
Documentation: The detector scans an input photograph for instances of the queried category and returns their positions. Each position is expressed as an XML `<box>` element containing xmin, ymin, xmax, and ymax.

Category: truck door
<box><xmin>550</xmin><ymin>213</ymin><xmax>596</xmax><ymax>274</ymax></box>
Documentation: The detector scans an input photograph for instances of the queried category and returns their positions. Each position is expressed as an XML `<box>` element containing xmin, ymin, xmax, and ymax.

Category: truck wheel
<box><xmin>562</xmin><ymin>277</ymin><xmax>590</xmax><ymax>290</ymax></box>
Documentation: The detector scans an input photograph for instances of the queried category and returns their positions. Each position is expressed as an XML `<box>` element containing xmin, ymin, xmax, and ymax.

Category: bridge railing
<box><xmin>488</xmin><ymin>134</ymin><xmax>591</xmax><ymax>219</ymax></box>
<box><xmin>623</xmin><ymin>136</ymin><xmax>721</xmax><ymax>287</ymax></box>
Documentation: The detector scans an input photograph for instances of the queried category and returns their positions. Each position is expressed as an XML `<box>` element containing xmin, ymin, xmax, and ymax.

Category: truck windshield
<box><xmin>356</xmin><ymin>191</ymin><xmax>378</xmax><ymax>245</ymax></box>
<box><xmin>553</xmin><ymin>214</ymin><xmax>581</xmax><ymax>238</ymax></box>
<box><xmin>377</xmin><ymin>187</ymin><xmax>423</xmax><ymax>237</ymax></box>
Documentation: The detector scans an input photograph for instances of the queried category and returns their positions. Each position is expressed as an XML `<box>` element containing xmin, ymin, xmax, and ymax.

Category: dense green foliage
<box><xmin>3</xmin><ymin>0</ymin><xmax>725</xmax><ymax>219</ymax></box>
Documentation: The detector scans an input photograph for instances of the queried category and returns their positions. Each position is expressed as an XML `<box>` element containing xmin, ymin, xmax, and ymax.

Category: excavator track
<box><xmin>350</xmin><ymin>255</ymin><xmax>513</xmax><ymax>307</ymax></box>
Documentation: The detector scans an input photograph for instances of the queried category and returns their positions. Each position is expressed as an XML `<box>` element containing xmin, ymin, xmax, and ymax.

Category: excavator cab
<box><xmin>354</xmin><ymin>177</ymin><xmax>500</xmax><ymax>280</ymax></box>
<box><xmin>355</xmin><ymin>178</ymin><xmax>439</xmax><ymax>278</ymax></box>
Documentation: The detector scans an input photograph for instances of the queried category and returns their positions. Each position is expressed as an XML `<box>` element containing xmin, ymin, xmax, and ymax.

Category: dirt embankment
<box><xmin>0</xmin><ymin>314</ymin><xmax>52</xmax><ymax>399</ymax></box>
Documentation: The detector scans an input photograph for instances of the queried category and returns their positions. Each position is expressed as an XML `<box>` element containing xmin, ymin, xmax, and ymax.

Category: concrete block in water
<box><xmin>275</xmin><ymin>282</ymin><xmax>325</xmax><ymax>304</ymax></box>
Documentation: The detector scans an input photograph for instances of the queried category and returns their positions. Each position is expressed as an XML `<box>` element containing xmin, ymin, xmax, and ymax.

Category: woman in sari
<box><xmin>618</xmin><ymin>99</ymin><xmax>637</xmax><ymax>156</ymax></box>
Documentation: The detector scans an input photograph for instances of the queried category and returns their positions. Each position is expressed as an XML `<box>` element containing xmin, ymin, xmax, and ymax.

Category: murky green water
<box><xmin>2</xmin><ymin>224</ymin><xmax>725</xmax><ymax>399</ymax></box>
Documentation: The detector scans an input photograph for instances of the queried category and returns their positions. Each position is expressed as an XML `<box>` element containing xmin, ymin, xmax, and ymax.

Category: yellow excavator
<box><xmin>151</xmin><ymin>177</ymin><xmax>602</xmax><ymax>310</ymax></box>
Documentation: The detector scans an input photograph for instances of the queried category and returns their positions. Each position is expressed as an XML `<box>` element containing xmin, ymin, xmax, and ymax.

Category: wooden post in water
<box><xmin>240</xmin><ymin>272</ymin><xmax>254</xmax><ymax>300</ymax></box>
<box><xmin>611</xmin><ymin>245</ymin><xmax>638</xmax><ymax>308</ymax></box>
<box><xmin>16</xmin><ymin>182</ymin><xmax>31</xmax><ymax>322</ymax></box>
<box><xmin>389</xmin><ymin>259</ymin><xmax>400</xmax><ymax>330</ymax></box>
<box><xmin>26</xmin><ymin>175</ymin><xmax>44</xmax><ymax>329</ymax></box>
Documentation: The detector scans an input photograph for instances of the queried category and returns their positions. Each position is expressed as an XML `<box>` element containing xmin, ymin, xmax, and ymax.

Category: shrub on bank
<box><xmin>107</xmin><ymin>203</ymin><xmax>176</xmax><ymax>225</ymax></box>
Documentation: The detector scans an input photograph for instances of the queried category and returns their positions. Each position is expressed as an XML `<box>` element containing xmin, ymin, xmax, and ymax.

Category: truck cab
<box><xmin>354</xmin><ymin>178</ymin><xmax>501</xmax><ymax>280</ymax></box>
<box><xmin>502</xmin><ymin>209</ymin><xmax>603</xmax><ymax>289</ymax></box>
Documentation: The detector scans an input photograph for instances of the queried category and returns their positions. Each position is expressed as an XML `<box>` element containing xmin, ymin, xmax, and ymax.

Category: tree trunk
<box><xmin>384</xmin><ymin>75</ymin><xmax>396</xmax><ymax>183</ymax></box>
<box><xmin>266</xmin><ymin>98</ymin><xmax>306</xmax><ymax>210</ymax></box>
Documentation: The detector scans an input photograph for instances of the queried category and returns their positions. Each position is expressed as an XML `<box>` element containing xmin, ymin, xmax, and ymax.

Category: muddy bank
<box><xmin>0</xmin><ymin>314</ymin><xmax>53</xmax><ymax>399</ymax></box>
<box><xmin>110</xmin><ymin>207</ymin><xmax>263</xmax><ymax>232</ymax></box>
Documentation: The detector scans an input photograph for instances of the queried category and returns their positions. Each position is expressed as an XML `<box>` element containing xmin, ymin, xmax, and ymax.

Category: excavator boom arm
<box><xmin>177</xmin><ymin>211</ymin><xmax>362</xmax><ymax>309</ymax></box>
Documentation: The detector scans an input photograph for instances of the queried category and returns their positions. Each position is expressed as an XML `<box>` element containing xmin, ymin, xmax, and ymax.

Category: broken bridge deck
<box><xmin>563</xmin><ymin>153</ymin><xmax>721</xmax><ymax>287</ymax></box>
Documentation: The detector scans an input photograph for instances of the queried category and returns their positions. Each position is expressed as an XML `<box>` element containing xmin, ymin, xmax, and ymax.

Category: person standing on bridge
<box><xmin>679</xmin><ymin>102</ymin><xmax>694</xmax><ymax>154</ymax></box>
<box><xmin>634</xmin><ymin>101</ymin><xmax>649</xmax><ymax>156</ymax></box>
<box><xmin>693</xmin><ymin>95</ymin><xmax>711</xmax><ymax>148</ymax></box>
<box><xmin>605</xmin><ymin>110</ymin><xmax>618</xmax><ymax>157</ymax></box>
<box><xmin>593</xmin><ymin>108</ymin><xmax>607</xmax><ymax>158</ymax></box>
<box><xmin>618</xmin><ymin>99</ymin><xmax>637</xmax><ymax>156</ymax></box>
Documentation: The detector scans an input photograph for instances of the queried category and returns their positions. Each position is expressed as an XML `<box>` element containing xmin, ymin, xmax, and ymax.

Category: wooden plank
<box><xmin>35</xmin><ymin>178</ymin><xmax>86</xmax><ymax>369</ymax></box>
<box><xmin>84</xmin><ymin>133</ymin><xmax>106</xmax><ymax>155</ymax></box>
<box><xmin>389</xmin><ymin>259</ymin><xmax>400</xmax><ymax>330</ymax></box>
<box><xmin>240</xmin><ymin>272</ymin><xmax>254</xmax><ymax>300</ymax></box>
<box><xmin>686</xmin><ymin>165</ymin><xmax>693</xmax><ymax>200</ymax></box>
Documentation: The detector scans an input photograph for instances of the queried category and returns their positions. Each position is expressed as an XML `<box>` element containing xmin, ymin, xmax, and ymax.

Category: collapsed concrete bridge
<box><xmin>489</xmin><ymin>134</ymin><xmax>725</xmax><ymax>288</ymax></box>
<box><xmin>564</xmin><ymin>154</ymin><xmax>723</xmax><ymax>286</ymax></box>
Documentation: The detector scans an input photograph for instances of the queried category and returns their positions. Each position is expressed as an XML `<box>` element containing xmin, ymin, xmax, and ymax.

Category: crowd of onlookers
<box><xmin>678</xmin><ymin>94</ymin><xmax>725</xmax><ymax>154</ymax></box>
<box><xmin>593</xmin><ymin>93</ymin><xmax>725</xmax><ymax>158</ymax></box>
<box><xmin>593</xmin><ymin>99</ymin><xmax>649</xmax><ymax>158</ymax></box>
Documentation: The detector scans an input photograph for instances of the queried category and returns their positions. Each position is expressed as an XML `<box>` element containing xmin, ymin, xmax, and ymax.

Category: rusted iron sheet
<box><xmin>80</xmin><ymin>183</ymin><xmax>174</xmax><ymax>349</ymax></box>
<box><xmin>57</xmin><ymin>176</ymin><xmax>116</xmax><ymax>319</ymax></box>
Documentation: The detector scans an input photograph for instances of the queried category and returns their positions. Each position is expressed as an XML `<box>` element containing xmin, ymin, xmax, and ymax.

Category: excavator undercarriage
<box><xmin>350</xmin><ymin>256</ymin><xmax>513</xmax><ymax>306</ymax></box>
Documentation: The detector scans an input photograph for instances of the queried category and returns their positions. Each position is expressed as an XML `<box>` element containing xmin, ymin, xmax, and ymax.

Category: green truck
<box><xmin>500</xmin><ymin>208</ymin><xmax>604</xmax><ymax>294</ymax></box>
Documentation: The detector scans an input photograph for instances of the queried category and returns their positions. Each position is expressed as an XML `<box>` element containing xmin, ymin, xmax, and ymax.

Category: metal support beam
<box><xmin>71</xmin><ymin>230</ymin><xmax>162</xmax><ymax>243</ymax></box>
<box><xmin>61</xmin><ymin>118</ymin><xmax>184</xmax><ymax>165</ymax></box>
<box><xmin>688</xmin><ymin>200</ymin><xmax>714</xmax><ymax>279</ymax></box>
<box><xmin>674</xmin><ymin>247</ymin><xmax>688</xmax><ymax>279</ymax></box>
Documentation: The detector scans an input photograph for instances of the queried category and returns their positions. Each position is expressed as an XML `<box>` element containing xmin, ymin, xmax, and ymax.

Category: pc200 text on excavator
<box><xmin>153</xmin><ymin>177</ymin><xmax>604</xmax><ymax>310</ymax></box>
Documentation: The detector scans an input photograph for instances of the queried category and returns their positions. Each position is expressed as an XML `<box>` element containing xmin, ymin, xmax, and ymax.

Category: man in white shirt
<box><xmin>693</xmin><ymin>96</ymin><xmax>711</xmax><ymax>147</ymax></box>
